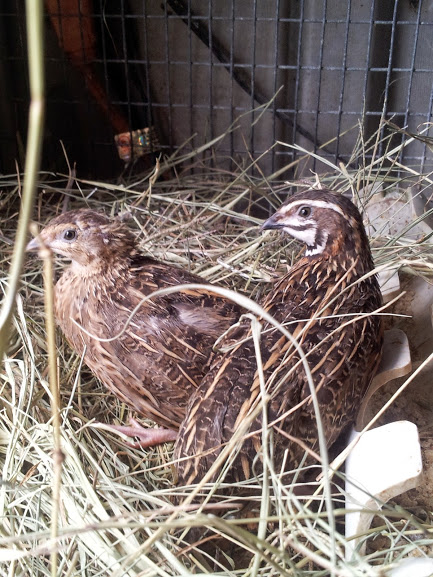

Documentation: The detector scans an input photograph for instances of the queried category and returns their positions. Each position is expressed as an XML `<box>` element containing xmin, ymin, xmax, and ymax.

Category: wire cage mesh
<box><xmin>1</xmin><ymin>0</ymin><xmax>433</xmax><ymax>179</ymax></box>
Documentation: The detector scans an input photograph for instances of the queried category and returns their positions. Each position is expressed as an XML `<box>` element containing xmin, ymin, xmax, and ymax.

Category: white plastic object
<box><xmin>388</xmin><ymin>557</ymin><xmax>433</xmax><ymax>577</ymax></box>
<box><xmin>345</xmin><ymin>421</ymin><xmax>422</xmax><ymax>558</ymax></box>
<box><xmin>356</xmin><ymin>328</ymin><xmax>412</xmax><ymax>431</ymax></box>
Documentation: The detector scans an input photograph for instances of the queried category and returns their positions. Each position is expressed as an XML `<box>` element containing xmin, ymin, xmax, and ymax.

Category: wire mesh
<box><xmin>0</xmin><ymin>0</ymin><xmax>432</xmax><ymax>178</ymax></box>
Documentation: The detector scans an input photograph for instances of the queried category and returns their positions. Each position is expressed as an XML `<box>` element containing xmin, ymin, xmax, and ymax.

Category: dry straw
<box><xmin>1</xmin><ymin>118</ymin><xmax>433</xmax><ymax>575</ymax></box>
<box><xmin>1</xmin><ymin>2</ymin><xmax>433</xmax><ymax>575</ymax></box>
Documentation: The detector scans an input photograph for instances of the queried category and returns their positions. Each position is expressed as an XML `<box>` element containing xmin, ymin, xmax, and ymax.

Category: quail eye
<box><xmin>62</xmin><ymin>229</ymin><xmax>77</xmax><ymax>241</ymax></box>
<box><xmin>298</xmin><ymin>206</ymin><xmax>311</xmax><ymax>218</ymax></box>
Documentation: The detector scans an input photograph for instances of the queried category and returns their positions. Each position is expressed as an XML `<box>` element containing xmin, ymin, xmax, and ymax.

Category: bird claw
<box><xmin>92</xmin><ymin>418</ymin><xmax>177</xmax><ymax>448</ymax></box>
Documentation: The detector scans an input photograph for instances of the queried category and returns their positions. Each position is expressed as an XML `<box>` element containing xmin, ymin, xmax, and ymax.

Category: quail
<box><xmin>175</xmin><ymin>188</ymin><xmax>384</xmax><ymax>485</ymax></box>
<box><xmin>27</xmin><ymin>209</ymin><xmax>241</xmax><ymax>446</ymax></box>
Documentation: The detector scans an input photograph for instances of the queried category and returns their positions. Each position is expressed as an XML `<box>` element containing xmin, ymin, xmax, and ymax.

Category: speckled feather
<box><xmin>29</xmin><ymin>209</ymin><xmax>241</xmax><ymax>429</ymax></box>
<box><xmin>175</xmin><ymin>189</ymin><xmax>384</xmax><ymax>485</ymax></box>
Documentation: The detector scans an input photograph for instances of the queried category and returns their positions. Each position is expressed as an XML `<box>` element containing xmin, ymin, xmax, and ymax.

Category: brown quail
<box><xmin>27</xmin><ymin>209</ymin><xmax>241</xmax><ymax>446</ymax></box>
<box><xmin>175</xmin><ymin>188</ymin><xmax>384</xmax><ymax>485</ymax></box>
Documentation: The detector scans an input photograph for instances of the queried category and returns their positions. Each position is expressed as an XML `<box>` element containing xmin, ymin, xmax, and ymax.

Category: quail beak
<box><xmin>26</xmin><ymin>237</ymin><xmax>41</xmax><ymax>252</ymax></box>
<box><xmin>261</xmin><ymin>213</ymin><xmax>284</xmax><ymax>231</ymax></box>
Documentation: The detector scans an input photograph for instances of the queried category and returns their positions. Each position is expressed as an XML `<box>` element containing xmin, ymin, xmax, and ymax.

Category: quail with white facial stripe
<box><xmin>175</xmin><ymin>188</ymin><xmax>383</xmax><ymax>487</ymax></box>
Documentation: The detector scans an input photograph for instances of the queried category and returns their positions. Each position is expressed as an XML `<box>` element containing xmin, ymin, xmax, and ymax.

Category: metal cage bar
<box><xmin>0</xmin><ymin>0</ymin><xmax>432</xmax><ymax>178</ymax></box>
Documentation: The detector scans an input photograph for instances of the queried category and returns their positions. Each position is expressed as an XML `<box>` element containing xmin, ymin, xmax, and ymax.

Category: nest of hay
<box><xmin>1</xmin><ymin>119</ymin><xmax>433</xmax><ymax>575</ymax></box>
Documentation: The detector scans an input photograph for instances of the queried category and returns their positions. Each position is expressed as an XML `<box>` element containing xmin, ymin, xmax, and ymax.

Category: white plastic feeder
<box><xmin>345</xmin><ymin>420</ymin><xmax>422</xmax><ymax>558</ymax></box>
<box><xmin>345</xmin><ymin>329</ymin><xmax>422</xmax><ymax>559</ymax></box>
<box><xmin>388</xmin><ymin>557</ymin><xmax>433</xmax><ymax>577</ymax></box>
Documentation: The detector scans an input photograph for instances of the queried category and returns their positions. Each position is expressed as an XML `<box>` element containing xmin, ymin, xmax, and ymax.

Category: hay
<box><xmin>1</xmin><ymin>118</ymin><xmax>433</xmax><ymax>576</ymax></box>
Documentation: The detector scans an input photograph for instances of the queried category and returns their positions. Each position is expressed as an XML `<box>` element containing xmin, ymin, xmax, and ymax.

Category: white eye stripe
<box><xmin>279</xmin><ymin>199</ymin><xmax>346</xmax><ymax>219</ymax></box>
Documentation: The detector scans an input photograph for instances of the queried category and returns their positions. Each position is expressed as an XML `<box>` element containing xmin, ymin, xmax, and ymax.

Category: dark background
<box><xmin>1</xmin><ymin>0</ymin><xmax>432</xmax><ymax>180</ymax></box>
